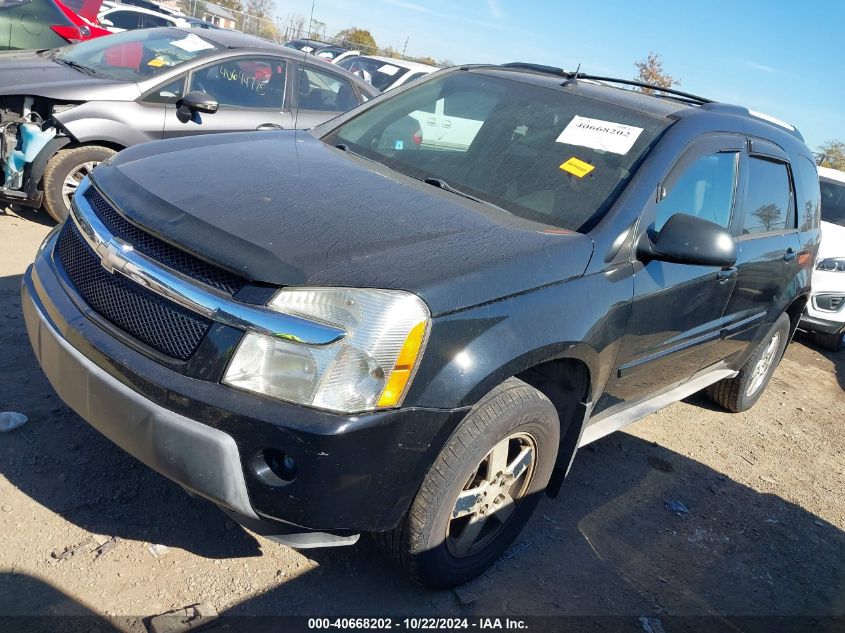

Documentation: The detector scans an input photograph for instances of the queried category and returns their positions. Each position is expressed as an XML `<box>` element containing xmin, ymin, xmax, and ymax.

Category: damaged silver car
<box><xmin>0</xmin><ymin>26</ymin><xmax>377</xmax><ymax>220</ymax></box>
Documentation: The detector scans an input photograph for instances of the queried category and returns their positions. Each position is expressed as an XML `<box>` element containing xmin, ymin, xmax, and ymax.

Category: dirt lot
<box><xmin>1</xmin><ymin>206</ymin><xmax>844</xmax><ymax>630</ymax></box>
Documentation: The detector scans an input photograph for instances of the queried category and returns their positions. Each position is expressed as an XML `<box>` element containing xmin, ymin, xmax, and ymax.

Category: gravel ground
<box><xmin>1</xmin><ymin>207</ymin><xmax>843</xmax><ymax>630</ymax></box>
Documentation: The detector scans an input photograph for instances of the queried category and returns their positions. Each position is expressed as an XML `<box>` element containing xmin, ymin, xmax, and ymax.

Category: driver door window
<box><xmin>189</xmin><ymin>58</ymin><xmax>286</xmax><ymax>110</ymax></box>
<box><xmin>655</xmin><ymin>152</ymin><xmax>738</xmax><ymax>231</ymax></box>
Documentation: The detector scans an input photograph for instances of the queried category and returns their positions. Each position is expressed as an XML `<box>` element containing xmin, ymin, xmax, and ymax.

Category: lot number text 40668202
<box><xmin>307</xmin><ymin>618</ymin><xmax>529</xmax><ymax>630</ymax></box>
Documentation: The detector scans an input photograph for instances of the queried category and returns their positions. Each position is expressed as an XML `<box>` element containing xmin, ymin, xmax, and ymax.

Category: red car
<box><xmin>0</xmin><ymin>0</ymin><xmax>110</xmax><ymax>50</ymax></box>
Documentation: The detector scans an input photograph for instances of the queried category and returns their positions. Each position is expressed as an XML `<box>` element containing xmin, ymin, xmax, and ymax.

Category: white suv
<box><xmin>801</xmin><ymin>166</ymin><xmax>845</xmax><ymax>350</ymax></box>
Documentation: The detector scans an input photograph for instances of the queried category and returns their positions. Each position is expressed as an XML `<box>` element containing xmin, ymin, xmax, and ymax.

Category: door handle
<box><xmin>426</xmin><ymin>117</ymin><xmax>436</xmax><ymax>125</ymax></box>
<box><xmin>256</xmin><ymin>123</ymin><xmax>284</xmax><ymax>131</ymax></box>
<box><xmin>716</xmin><ymin>267</ymin><xmax>738</xmax><ymax>284</ymax></box>
<box><xmin>783</xmin><ymin>248</ymin><xmax>796</xmax><ymax>262</ymax></box>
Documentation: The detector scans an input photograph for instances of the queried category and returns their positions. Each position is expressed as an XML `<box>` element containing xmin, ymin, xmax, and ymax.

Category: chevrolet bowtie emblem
<box><xmin>94</xmin><ymin>239</ymin><xmax>133</xmax><ymax>274</ymax></box>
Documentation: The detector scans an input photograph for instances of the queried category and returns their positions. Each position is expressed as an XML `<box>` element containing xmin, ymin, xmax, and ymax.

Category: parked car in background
<box><xmin>0</xmin><ymin>0</ymin><xmax>109</xmax><ymax>50</ymax></box>
<box><xmin>337</xmin><ymin>54</ymin><xmax>438</xmax><ymax>91</ymax></box>
<box><xmin>117</xmin><ymin>0</ymin><xmax>184</xmax><ymax>17</ymax></box>
<box><xmin>314</xmin><ymin>45</ymin><xmax>356</xmax><ymax>63</ymax></box>
<box><xmin>23</xmin><ymin>64</ymin><xmax>819</xmax><ymax>589</ymax></box>
<box><xmin>800</xmin><ymin>165</ymin><xmax>845</xmax><ymax>350</ymax></box>
<box><xmin>185</xmin><ymin>16</ymin><xmax>221</xmax><ymax>30</ymax></box>
<box><xmin>283</xmin><ymin>38</ymin><xmax>333</xmax><ymax>54</ymax></box>
<box><xmin>98</xmin><ymin>2</ymin><xmax>190</xmax><ymax>31</ymax></box>
<box><xmin>0</xmin><ymin>27</ymin><xmax>378</xmax><ymax>220</ymax></box>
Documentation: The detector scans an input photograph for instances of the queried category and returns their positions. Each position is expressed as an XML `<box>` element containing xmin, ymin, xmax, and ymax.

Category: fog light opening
<box><xmin>252</xmin><ymin>449</ymin><xmax>297</xmax><ymax>485</ymax></box>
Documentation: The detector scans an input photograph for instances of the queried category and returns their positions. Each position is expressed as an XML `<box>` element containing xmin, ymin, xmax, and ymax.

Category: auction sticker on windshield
<box><xmin>560</xmin><ymin>157</ymin><xmax>595</xmax><ymax>177</ymax></box>
<box><xmin>556</xmin><ymin>115</ymin><xmax>644</xmax><ymax>155</ymax></box>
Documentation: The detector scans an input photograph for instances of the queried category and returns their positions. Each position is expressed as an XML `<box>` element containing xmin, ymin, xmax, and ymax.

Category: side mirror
<box><xmin>639</xmin><ymin>213</ymin><xmax>737</xmax><ymax>268</ymax></box>
<box><xmin>175</xmin><ymin>91</ymin><xmax>218</xmax><ymax>123</ymax></box>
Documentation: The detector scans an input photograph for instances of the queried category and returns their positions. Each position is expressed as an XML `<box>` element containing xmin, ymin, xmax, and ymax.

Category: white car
<box><xmin>801</xmin><ymin>165</ymin><xmax>845</xmax><ymax>351</ymax></box>
<box><xmin>336</xmin><ymin>55</ymin><xmax>438</xmax><ymax>92</ymax></box>
<box><xmin>98</xmin><ymin>4</ymin><xmax>190</xmax><ymax>31</ymax></box>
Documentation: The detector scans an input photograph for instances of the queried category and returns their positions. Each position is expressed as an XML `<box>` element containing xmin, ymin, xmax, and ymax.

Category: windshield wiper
<box><xmin>423</xmin><ymin>178</ymin><xmax>511</xmax><ymax>214</ymax></box>
<box><xmin>54</xmin><ymin>58</ymin><xmax>98</xmax><ymax>77</ymax></box>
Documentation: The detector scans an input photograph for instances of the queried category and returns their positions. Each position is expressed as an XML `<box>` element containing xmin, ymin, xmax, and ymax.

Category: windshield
<box><xmin>322</xmin><ymin>71</ymin><xmax>670</xmax><ymax>231</ymax></box>
<box><xmin>54</xmin><ymin>29</ymin><xmax>219</xmax><ymax>81</ymax></box>
<box><xmin>338</xmin><ymin>57</ymin><xmax>410</xmax><ymax>91</ymax></box>
<box><xmin>820</xmin><ymin>177</ymin><xmax>845</xmax><ymax>227</ymax></box>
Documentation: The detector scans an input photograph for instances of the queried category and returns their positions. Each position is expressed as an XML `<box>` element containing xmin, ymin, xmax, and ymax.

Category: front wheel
<box><xmin>375</xmin><ymin>378</ymin><xmax>559</xmax><ymax>589</ymax></box>
<box><xmin>42</xmin><ymin>145</ymin><xmax>116</xmax><ymax>222</ymax></box>
<box><xmin>707</xmin><ymin>313</ymin><xmax>791</xmax><ymax>412</ymax></box>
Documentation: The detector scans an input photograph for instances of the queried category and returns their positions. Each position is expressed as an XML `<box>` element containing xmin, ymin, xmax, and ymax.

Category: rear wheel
<box><xmin>707</xmin><ymin>313</ymin><xmax>791</xmax><ymax>412</ymax></box>
<box><xmin>42</xmin><ymin>145</ymin><xmax>116</xmax><ymax>222</ymax></box>
<box><xmin>374</xmin><ymin>378</ymin><xmax>559</xmax><ymax>589</ymax></box>
<box><xmin>814</xmin><ymin>329</ymin><xmax>844</xmax><ymax>352</ymax></box>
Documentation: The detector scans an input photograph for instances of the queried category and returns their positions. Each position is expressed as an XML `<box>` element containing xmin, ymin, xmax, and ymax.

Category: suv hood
<box><xmin>90</xmin><ymin>131</ymin><xmax>594</xmax><ymax>315</ymax></box>
<box><xmin>0</xmin><ymin>50</ymin><xmax>136</xmax><ymax>100</ymax></box>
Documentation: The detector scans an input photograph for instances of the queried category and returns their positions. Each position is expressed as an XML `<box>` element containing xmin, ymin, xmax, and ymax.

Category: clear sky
<box><xmin>275</xmin><ymin>0</ymin><xmax>843</xmax><ymax>151</ymax></box>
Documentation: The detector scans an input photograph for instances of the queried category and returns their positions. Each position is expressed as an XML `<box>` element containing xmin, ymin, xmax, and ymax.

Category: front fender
<box><xmin>407</xmin><ymin>268</ymin><xmax>634</xmax><ymax>411</ymax></box>
<box><xmin>57</xmin><ymin>117</ymin><xmax>147</xmax><ymax>147</ymax></box>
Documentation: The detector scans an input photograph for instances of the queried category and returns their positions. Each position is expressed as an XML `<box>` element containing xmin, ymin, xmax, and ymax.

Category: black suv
<box><xmin>22</xmin><ymin>64</ymin><xmax>821</xmax><ymax>588</ymax></box>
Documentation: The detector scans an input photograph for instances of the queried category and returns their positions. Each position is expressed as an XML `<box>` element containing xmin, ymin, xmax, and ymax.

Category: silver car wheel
<box><xmin>746</xmin><ymin>331</ymin><xmax>781</xmax><ymax>397</ymax></box>
<box><xmin>62</xmin><ymin>161</ymin><xmax>99</xmax><ymax>210</ymax></box>
<box><xmin>446</xmin><ymin>432</ymin><xmax>536</xmax><ymax>558</ymax></box>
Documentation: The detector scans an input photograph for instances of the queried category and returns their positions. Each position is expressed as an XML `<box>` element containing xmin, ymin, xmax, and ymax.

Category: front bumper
<box><xmin>23</xmin><ymin>230</ymin><xmax>466</xmax><ymax>538</ymax></box>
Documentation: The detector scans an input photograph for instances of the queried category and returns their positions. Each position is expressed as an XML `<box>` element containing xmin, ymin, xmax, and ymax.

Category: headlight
<box><xmin>222</xmin><ymin>287</ymin><xmax>430</xmax><ymax>413</ymax></box>
<box><xmin>817</xmin><ymin>257</ymin><xmax>845</xmax><ymax>272</ymax></box>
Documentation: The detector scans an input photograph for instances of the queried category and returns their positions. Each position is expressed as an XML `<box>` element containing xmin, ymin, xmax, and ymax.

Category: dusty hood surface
<box><xmin>90</xmin><ymin>131</ymin><xmax>594</xmax><ymax>314</ymax></box>
<box><xmin>0</xmin><ymin>50</ymin><xmax>136</xmax><ymax>100</ymax></box>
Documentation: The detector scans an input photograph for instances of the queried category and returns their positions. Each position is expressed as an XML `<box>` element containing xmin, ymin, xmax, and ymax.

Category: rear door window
<box><xmin>740</xmin><ymin>157</ymin><xmax>794</xmax><ymax>235</ymax></box>
<box><xmin>299</xmin><ymin>66</ymin><xmax>358</xmax><ymax>112</ymax></box>
<box><xmin>140</xmin><ymin>13</ymin><xmax>171</xmax><ymax>28</ymax></box>
<box><xmin>105</xmin><ymin>10</ymin><xmax>141</xmax><ymax>29</ymax></box>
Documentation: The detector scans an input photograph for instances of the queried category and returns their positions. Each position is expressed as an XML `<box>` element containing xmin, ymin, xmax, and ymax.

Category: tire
<box><xmin>374</xmin><ymin>378</ymin><xmax>559</xmax><ymax>589</ymax></box>
<box><xmin>707</xmin><ymin>313</ymin><xmax>791</xmax><ymax>412</ymax></box>
<box><xmin>814</xmin><ymin>330</ymin><xmax>844</xmax><ymax>352</ymax></box>
<box><xmin>42</xmin><ymin>145</ymin><xmax>116</xmax><ymax>222</ymax></box>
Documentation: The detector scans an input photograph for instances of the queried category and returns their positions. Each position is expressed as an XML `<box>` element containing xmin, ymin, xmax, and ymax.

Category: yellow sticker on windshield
<box><xmin>560</xmin><ymin>157</ymin><xmax>595</xmax><ymax>178</ymax></box>
<box><xmin>147</xmin><ymin>57</ymin><xmax>167</xmax><ymax>67</ymax></box>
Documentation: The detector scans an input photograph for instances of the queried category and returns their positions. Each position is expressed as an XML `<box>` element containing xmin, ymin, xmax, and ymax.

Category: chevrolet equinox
<box><xmin>23</xmin><ymin>63</ymin><xmax>821</xmax><ymax>588</ymax></box>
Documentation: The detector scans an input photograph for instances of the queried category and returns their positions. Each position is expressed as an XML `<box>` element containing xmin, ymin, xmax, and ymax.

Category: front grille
<box><xmin>56</xmin><ymin>221</ymin><xmax>212</xmax><ymax>361</ymax></box>
<box><xmin>84</xmin><ymin>186</ymin><xmax>245</xmax><ymax>296</ymax></box>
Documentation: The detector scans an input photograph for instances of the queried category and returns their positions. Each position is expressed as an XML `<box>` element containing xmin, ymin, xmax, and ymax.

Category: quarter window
<box><xmin>655</xmin><ymin>152</ymin><xmax>737</xmax><ymax>231</ymax></box>
<box><xmin>740</xmin><ymin>157</ymin><xmax>793</xmax><ymax>235</ymax></box>
<box><xmin>189</xmin><ymin>59</ymin><xmax>286</xmax><ymax>109</ymax></box>
<box><xmin>793</xmin><ymin>156</ymin><xmax>821</xmax><ymax>231</ymax></box>
<box><xmin>145</xmin><ymin>77</ymin><xmax>185</xmax><ymax>104</ymax></box>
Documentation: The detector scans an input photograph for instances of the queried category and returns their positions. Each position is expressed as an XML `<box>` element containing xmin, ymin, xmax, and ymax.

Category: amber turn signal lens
<box><xmin>377</xmin><ymin>321</ymin><xmax>428</xmax><ymax>407</ymax></box>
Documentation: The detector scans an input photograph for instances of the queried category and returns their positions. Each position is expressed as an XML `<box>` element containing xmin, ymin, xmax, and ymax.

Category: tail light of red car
<box><xmin>51</xmin><ymin>0</ymin><xmax>110</xmax><ymax>44</ymax></box>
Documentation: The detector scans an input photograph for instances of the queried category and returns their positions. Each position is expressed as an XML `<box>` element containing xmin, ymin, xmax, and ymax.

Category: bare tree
<box><xmin>634</xmin><ymin>52</ymin><xmax>680</xmax><ymax>94</ymax></box>
<box><xmin>818</xmin><ymin>140</ymin><xmax>845</xmax><ymax>170</ymax></box>
<box><xmin>752</xmin><ymin>204</ymin><xmax>782</xmax><ymax>232</ymax></box>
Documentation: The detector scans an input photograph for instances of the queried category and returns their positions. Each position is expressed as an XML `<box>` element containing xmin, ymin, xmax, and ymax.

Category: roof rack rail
<box><xmin>499</xmin><ymin>63</ymin><xmax>714</xmax><ymax>105</ymax></box>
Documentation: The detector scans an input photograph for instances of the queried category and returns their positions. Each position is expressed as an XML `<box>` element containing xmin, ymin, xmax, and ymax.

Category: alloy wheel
<box><xmin>446</xmin><ymin>432</ymin><xmax>536</xmax><ymax>558</ymax></box>
<box><xmin>62</xmin><ymin>161</ymin><xmax>100</xmax><ymax>210</ymax></box>
<box><xmin>746</xmin><ymin>332</ymin><xmax>781</xmax><ymax>397</ymax></box>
